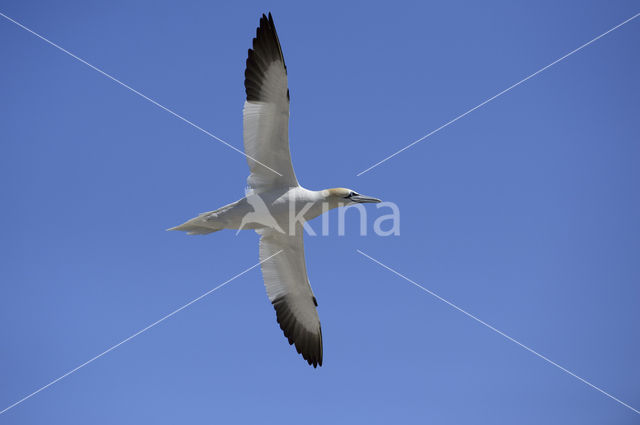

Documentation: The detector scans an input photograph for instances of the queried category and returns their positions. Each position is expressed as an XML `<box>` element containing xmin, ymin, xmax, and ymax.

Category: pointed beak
<box><xmin>350</xmin><ymin>194</ymin><xmax>381</xmax><ymax>204</ymax></box>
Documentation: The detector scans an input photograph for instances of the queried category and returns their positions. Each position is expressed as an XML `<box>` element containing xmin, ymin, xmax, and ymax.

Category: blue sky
<box><xmin>1</xmin><ymin>1</ymin><xmax>639</xmax><ymax>423</ymax></box>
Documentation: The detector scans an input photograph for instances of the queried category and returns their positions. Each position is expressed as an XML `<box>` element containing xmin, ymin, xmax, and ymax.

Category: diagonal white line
<box><xmin>0</xmin><ymin>11</ymin><xmax>282</xmax><ymax>177</ymax></box>
<box><xmin>0</xmin><ymin>250</ymin><xmax>282</xmax><ymax>416</ymax></box>
<box><xmin>357</xmin><ymin>12</ymin><xmax>640</xmax><ymax>176</ymax></box>
<box><xmin>356</xmin><ymin>249</ymin><xmax>640</xmax><ymax>415</ymax></box>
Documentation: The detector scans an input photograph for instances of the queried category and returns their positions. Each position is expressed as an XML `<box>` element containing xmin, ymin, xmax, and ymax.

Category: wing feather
<box><xmin>259</xmin><ymin>227</ymin><xmax>322</xmax><ymax>367</ymax></box>
<box><xmin>243</xmin><ymin>13</ymin><xmax>298</xmax><ymax>191</ymax></box>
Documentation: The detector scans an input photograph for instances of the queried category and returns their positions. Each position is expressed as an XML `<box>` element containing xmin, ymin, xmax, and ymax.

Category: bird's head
<box><xmin>322</xmin><ymin>188</ymin><xmax>381</xmax><ymax>207</ymax></box>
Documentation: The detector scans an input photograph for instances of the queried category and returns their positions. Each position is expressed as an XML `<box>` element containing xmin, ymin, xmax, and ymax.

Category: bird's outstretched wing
<box><xmin>243</xmin><ymin>13</ymin><xmax>298</xmax><ymax>192</ymax></box>
<box><xmin>258</xmin><ymin>226</ymin><xmax>322</xmax><ymax>367</ymax></box>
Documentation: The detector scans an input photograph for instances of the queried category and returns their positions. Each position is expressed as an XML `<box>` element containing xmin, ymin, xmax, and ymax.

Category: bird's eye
<box><xmin>348</xmin><ymin>191</ymin><xmax>359</xmax><ymax>198</ymax></box>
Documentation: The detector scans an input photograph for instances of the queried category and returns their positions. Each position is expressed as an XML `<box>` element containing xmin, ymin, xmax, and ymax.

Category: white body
<box><xmin>174</xmin><ymin>187</ymin><xmax>340</xmax><ymax>234</ymax></box>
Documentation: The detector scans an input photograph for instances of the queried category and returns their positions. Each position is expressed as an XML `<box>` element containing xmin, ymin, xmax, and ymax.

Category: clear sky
<box><xmin>1</xmin><ymin>1</ymin><xmax>639</xmax><ymax>424</ymax></box>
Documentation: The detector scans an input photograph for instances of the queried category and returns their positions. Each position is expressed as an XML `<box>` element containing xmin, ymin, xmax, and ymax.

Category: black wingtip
<box><xmin>244</xmin><ymin>12</ymin><xmax>288</xmax><ymax>102</ymax></box>
<box><xmin>272</xmin><ymin>296</ymin><xmax>323</xmax><ymax>368</ymax></box>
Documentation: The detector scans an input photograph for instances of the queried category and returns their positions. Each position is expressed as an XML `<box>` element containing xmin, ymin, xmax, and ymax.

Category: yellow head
<box><xmin>322</xmin><ymin>188</ymin><xmax>381</xmax><ymax>205</ymax></box>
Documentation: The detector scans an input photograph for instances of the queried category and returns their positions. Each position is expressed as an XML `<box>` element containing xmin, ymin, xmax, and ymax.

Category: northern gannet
<box><xmin>170</xmin><ymin>13</ymin><xmax>381</xmax><ymax>367</ymax></box>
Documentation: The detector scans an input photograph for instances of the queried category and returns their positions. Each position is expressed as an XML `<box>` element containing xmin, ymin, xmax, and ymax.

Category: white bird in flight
<box><xmin>170</xmin><ymin>13</ymin><xmax>381</xmax><ymax>367</ymax></box>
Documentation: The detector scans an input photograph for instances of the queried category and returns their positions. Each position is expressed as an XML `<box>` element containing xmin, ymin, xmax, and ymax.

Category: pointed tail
<box><xmin>167</xmin><ymin>211</ymin><xmax>223</xmax><ymax>235</ymax></box>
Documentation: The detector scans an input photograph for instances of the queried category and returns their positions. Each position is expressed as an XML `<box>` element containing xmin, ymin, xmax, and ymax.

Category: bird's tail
<box><xmin>167</xmin><ymin>211</ymin><xmax>223</xmax><ymax>235</ymax></box>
